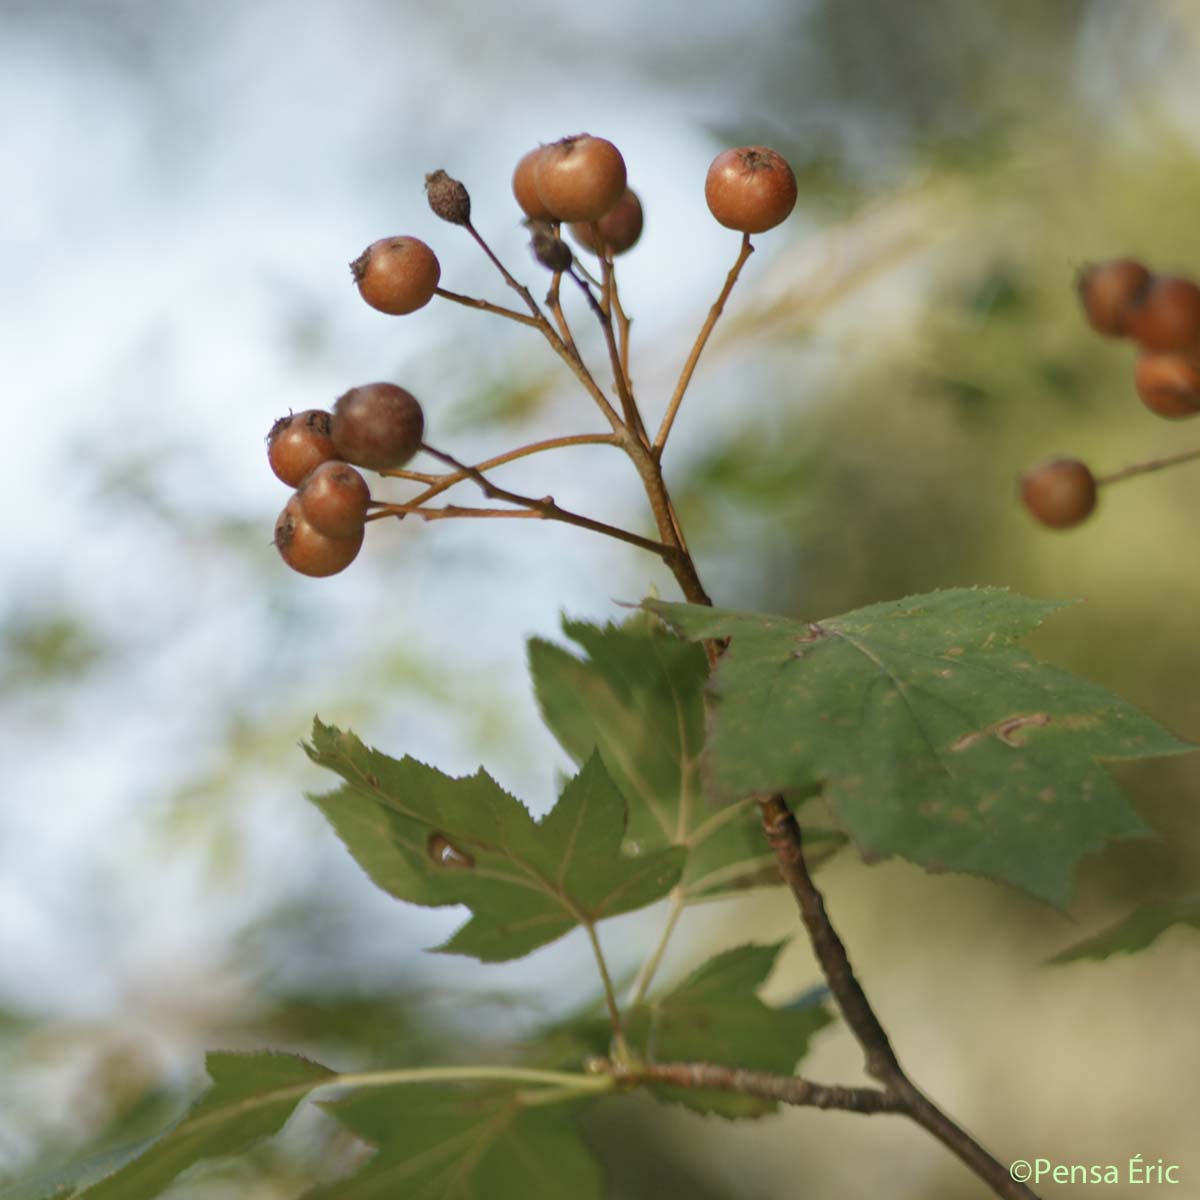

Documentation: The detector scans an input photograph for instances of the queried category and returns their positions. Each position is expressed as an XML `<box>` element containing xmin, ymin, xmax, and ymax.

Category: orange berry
<box><xmin>1133</xmin><ymin>351</ymin><xmax>1200</xmax><ymax>418</ymax></box>
<box><xmin>331</xmin><ymin>383</ymin><xmax>425</xmax><ymax>471</ymax></box>
<box><xmin>1019</xmin><ymin>458</ymin><xmax>1097</xmax><ymax>529</ymax></box>
<box><xmin>704</xmin><ymin>146</ymin><xmax>797</xmax><ymax>234</ymax></box>
<box><xmin>274</xmin><ymin>494</ymin><xmax>364</xmax><ymax>577</ymax></box>
<box><xmin>569</xmin><ymin>188</ymin><xmax>643</xmax><ymax>256</ymax></box>
<box><xmin>512</xmin><ymin>146</ymin><xmax>555</xmax><ymax>221</ymax></box>
<box><xmin>1125</xmin><ymin>275</ymin><xmax>1200</xmax><ymax>353</ymax></box>
<box><xmin>1076</xmin><ymin>258</ymin><xmax>1151</xmax><ymax>337</ymax></box>
<box><xmin>267</xmin><ymin>410</ymin><xmax>337</xmax><ymax>487</ymax></box>
<box><xmin>350</xmin><ymin>237</ymin><xmax>441</xmax><ymax>316</ymax></box>
<box><xmin>534</xmin><ymin>134</ymin><xmax>627</xmax><ymax>223</ymax></box>
<box><xmin>297</xmin><ymin>460</ymin><xmax>371</xmax><ymax>539</ymax></box>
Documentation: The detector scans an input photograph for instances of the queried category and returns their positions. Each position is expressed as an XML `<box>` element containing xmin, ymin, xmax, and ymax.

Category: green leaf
<box><xmin>0</xmin><ymin>1088</ymin><xmax>184</xmax><ymax>1200</ymax></box>
<box><xmin>306</xmin><ymin>722</ymin><xmax>685</xmax><ymax>962</ymax></box>
<box><xmin>312</xmin><ymin>1087</ymin><xmax>603</xmax><ymax>1200</ymax></box>
<box><xmin>75</xmin><ymin>1053</ymin><xmax>333</xmax><ymax>1199</ymax></box>
<box><xmin>645</xmin><ymin>588</ymin><xmax>1193</xmax><ymax>907</ymax></box>
<box><xmin>529</xmin><ymin>616</ymin><xmax>843</xmax><ymax>898</ymax></box>
<box><xmin>1048</xmin><ymin>895</ymin><xmax>1200</xmax><ymax>963</ymax></box>
<box><xmin>529</xmin><ymin>615</ymin><xmax>708</xmax><ymax>852</ymax></box>
<box><xmin>626</xmin><ymin>943</ymin><xmax>832</xmax><ymax>1119</ymax></box>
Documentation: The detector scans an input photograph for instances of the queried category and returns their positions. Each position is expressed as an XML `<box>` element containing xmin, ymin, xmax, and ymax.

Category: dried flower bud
<box><xmin>424</xmin><ymin>169</ymin><xmax>471</xmax><ymax>225</ymax></box>
<box><xmin>527</xmin><ymin>220</ymin><xmax>572</xmax><ymax>273</ymax></box>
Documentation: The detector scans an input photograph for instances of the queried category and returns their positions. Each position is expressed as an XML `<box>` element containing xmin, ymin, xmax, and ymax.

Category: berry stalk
<box><xmin>654</xmin><ymin>233</ymin><xmax>755</xmax><ymax>459</ymax></box>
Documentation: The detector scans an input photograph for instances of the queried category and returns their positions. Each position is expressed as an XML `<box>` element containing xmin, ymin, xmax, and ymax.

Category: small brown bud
<box><xmin>424</xmin><ymin>169</ymin><xmax>471</xmax><ymax>225</ymax></box>
<box><xmin>527</xmin><ymin>220</ymin><xmax>572</xmax><ymax>273</ymax></box>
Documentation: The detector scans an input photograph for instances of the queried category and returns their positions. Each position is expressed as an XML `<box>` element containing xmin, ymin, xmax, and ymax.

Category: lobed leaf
<box><xmin>645</xmin><ymin>588</ymin><xmax>1193</xmax><ymax>907</ymax></box>
<box><xmin>529</xmin><ymin>615</ymin><xmax>708</xmax><ymax>853</ymax></box>
<box><xmin>74</xmin><ymin>1052</ymin><xmax>333</xmax><ymax>1199</ymax></box>
<box><xmin>306</xmin><ymin>721</ymin><xmax>684</xmax><ymax>962</ymax></box>
<box><xmin>529</xmin><ymin>615</ymin><xmax>843</xmax><ymax>900</ymax></box>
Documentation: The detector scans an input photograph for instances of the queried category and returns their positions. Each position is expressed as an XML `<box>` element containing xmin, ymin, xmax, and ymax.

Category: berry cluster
<box><xmin>1079</xmin><ymin>259</ymin><xmax>1200</xmax><ymax>416</ymax></box>
<box><xmin>1020</xmin><ymin>258</ymin><xmax>1200</xmax><ymax>529</ymax></box>
<box><xmin>267</xmin><ymin>133</ymin><xmax>797</xmax><ymax>578</ymax></box>
<box><xmin>268</xmin><ymin>385</ymin><xmax>424</xmax><ymax>576</ymax></box>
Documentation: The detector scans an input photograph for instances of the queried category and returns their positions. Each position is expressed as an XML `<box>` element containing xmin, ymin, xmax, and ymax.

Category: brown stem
<box><xmin>653</xmin><ymin>232</ymin><xmax>755</xmax><ymax>460</ymax></box>
<box><xmin>545</xmin><ymin>271</ymin><xmax>581</xmax><ymax>360</ymax></box>
<box><xmin>756</xmin><ymin>795</ymin><xmax>1037</xmax><ymax>1199</ymax></box>
<box><xmin>758</xmin><ymin>796</ymin><xmax>901</xmax><ymax>1078</ymax></box>
<box><xmin>595</xmin><ymin>245</ymin><xmax>651</xmax><ymax>448</ymax></box>
<box><xmin>463</xmin><ymin>219</ymin><xmax>544</xmax><ymax>318</ymax></box>
<box><xmin>609</xmin><ymin>1059</ymin><xmax>903</xmax><ymax>1114</ymax></box>
<box><xmin>459</xmin><ymin>218</ymin><xmax>624</xmax><ymax>431</ymax></box>
<box><xmin>367</xmin><ymin>503</ymin><xmax>544</xmax><ymax>522</ymax></box>
<box><xmin>417</xmin><ymin>443</ymin><xmax>679</xmax><ymax>560</ymax></box>
<box><xmin>375</xmin><ymin>466</ymin><xmax>442</xmax><ymax>484</ymax></box>
<box><xmin>620</xmin><ymin>434</ymin><xmax>712</xmax><ymax>608</ymax></box>
<box><xmin>434</xmin><ymin>287</ymin><xmax>540</xmax><ymax>327</ymax></box>
<box><xmin>1095</xmin><ymin>444</ymin><xmax>1200</xmax><ymax>486</ymax></box>
<box><xmin>607</xmin><ymin>251</ymin><xmax>633</xmax><ymax>379</ymax></box>
<box><xmin>400</xmin><ymin>433</ymin><xmax>619</xmax><ymax>506</ymax></box>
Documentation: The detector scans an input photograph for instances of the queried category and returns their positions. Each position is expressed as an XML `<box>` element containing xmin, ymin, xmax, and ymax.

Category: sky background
<box><xmin>1</xmin><ymin>0</ymin><xmax>832</xmax><ymax>1172</ymax></box>
<box><xmin>4</xmin><ymin>2</ymin><xmax>1200</xmax><ymax>1196</ymax></box>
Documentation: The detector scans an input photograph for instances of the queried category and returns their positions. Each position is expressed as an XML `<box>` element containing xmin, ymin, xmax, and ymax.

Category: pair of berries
<box><xmin>1077</xmin><ymin>258</ymin><xmax>1200</xmax><ymax>419</ymax></box>
<box><xmin>512</xmin><ymin>136</ymin><xmax>797</xmax><ymax>235</ymax></box>
<box><xmin>269</xmin><ymin>384</ymin><xmax>425</xmax><ymax>576</ymax></box>
<box><xmin>511</xmin><ymin>135</ymin><xmax>797</xmax><ymax>259</ymax></box>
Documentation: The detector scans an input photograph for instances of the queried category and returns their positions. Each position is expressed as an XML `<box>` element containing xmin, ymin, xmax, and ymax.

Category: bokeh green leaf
<box><xmin>1048</xmin><ymin>895</ymin><xmax>1200</xmax><ymax>963</ymax></box>
<box><xmin>313</xmin><ymin>1086</ymin><xmax>602</xmax><ymax>1200</ymax></box>
<box><xmin>75</xmin><ymin>1053</ymin><xmax>333</xmax><ymax>1199</ymax></box>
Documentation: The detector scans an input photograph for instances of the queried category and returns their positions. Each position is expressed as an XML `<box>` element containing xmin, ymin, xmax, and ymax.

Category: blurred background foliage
<box><xmin>3</xmin><ymin>0</ymin><xmax>1200</xmax><ymax>1196</ymax></box>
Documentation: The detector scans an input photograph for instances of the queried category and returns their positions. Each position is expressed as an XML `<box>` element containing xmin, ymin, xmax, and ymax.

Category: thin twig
<box><xmin>620</xmin><ymin>436</ymin><xmax>713</xmax><ymax>608</ymax></box>
<box><xmin>461</xmin><ymin>218</ymin><xmax>624</xmax><ymax>431</ymax></box>
<box><xmin>367</xmin><ymin>503</ymin><xmax>544</xmax><ymax>523</ymax></box>
<box><xmin>376</xmin><ymin>466</ymin><xmax>442</xmax><ymax>484</ymax></box>
<box><xmin>608</xmin><ymin>1059</ymin><xmax>904</xmax><ymax>1114</ymax></box>
<box><xmin>582</xmin><ymin>920</ymin><xmax>630</xmax><ymax>1062</ymax></box>
<box><xmin>653</xmin><ymin>233</ymin><xmax>755</xmax><ymax>459</ymax></box>
<box><xmin>626</xmin><ymin>886</ymin><xmax>686</xmax><ymax>1007</ymax></box>
<box><xmin>434</xmin><ymin>287</ymin><xmax>540</xmax><ymax>327</ymax></box>
<box><xmin>417</xmin><ymin>442</ymin><xmax>679</xmax><ymax>559</ymax></box>
<box><xmin>596</xmin><ymin>243</ymin><xmax>650</xmax><ymax>447</ymax></box>
<box><xmin>607</xmin><ymin>250</ymin><xmax>633</xmax><ymax>379</ymax></box>
<box><xmin>403</xmin><ymin>433</ymin><xmax>620</xmax><ymax>507</ymax></box>
<box><xmin>463</xmin><ymin>219</ymin><xmax>544</xmax><ymax>318</ymax></box>
<box><xmin>1095</xmin><ymin>444</ymin><xmax>1200</xmax><ymax>486</ymax></box>
<box><xmin>545</xmin><ymin>270</ymin><xmax>581</xmax><ymax>360</ymax></box>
